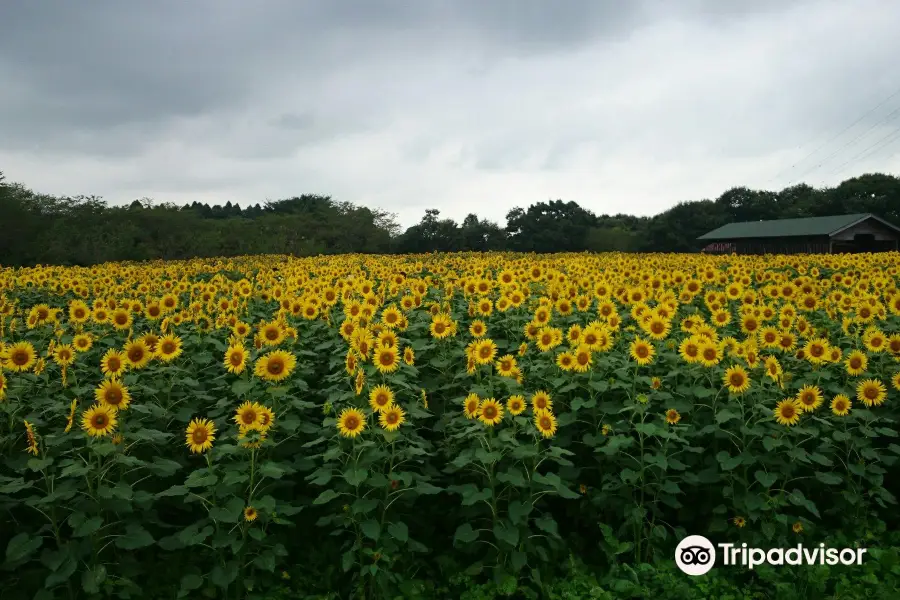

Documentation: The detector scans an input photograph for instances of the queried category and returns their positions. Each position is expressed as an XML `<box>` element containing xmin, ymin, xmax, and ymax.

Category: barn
<box><xmin>697</xmin><ymin>213</ymin><xmax>900</xmax><ymax>255</ymax></box>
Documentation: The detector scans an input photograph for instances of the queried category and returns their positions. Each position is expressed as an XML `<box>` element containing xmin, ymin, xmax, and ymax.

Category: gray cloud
<box><xmin>1</xmin><ymin>0</ymin><xmax>899</xmax><ymax>227</ymax></box>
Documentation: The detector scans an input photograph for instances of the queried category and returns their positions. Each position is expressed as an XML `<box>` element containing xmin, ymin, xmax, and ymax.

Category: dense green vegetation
<box><xmin>2</xmin><ymin>170</ymin><xmax>900</xmax><ymax>266</ymax></box>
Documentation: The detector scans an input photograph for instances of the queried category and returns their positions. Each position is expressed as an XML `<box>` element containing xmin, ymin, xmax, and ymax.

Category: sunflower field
<box><xmin>2</xmin><ymin>252</ymin><xmax>900</xmax><ymax>600</ymax></box>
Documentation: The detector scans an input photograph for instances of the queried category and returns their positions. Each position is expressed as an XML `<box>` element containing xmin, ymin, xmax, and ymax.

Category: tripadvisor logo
<box><xmin>675</xmin><ymin>535</ymin><xmax>867</xmax><ymax>575</ymax></box>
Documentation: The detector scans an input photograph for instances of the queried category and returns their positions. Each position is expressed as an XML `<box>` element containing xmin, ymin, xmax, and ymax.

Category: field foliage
<box><xmin>1</xmin><ymin>252</ymin><xmax>900</xmax><ymax>599</ymax></box>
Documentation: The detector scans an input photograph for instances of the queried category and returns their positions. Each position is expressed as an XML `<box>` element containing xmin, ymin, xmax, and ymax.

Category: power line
<box><xmin>766</xmin><ymin>82</ymin><xmax>900</xmax><ymax>187</ymax></box>
<box><xmin>828</xmin><ymin>125</ymin><xmax>900</xmax><ymax>180</ymax></box>
<box><xmin>783</xmin><ymin>103</ymin><xmax>900</xmax><ymax>188</ymax></box>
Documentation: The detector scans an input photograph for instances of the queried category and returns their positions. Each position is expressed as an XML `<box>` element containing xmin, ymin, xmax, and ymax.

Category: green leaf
<box><xmin>116</xmin><ymin>524</ymin><xmax>155</xmax><ymax>550</ymax></box>
<box><xmin>716</xmin><ymin>451</ymin><xmax>743</xmax><ymax>471</ymax></box>
<box><xmin>180</xmin><ymin>574</ymin><xmax>203</xmax><ymax>593</ymax></box>
<box><xmin>81</xmin><ymin>565</ymin><xmax>107</xmax><ymax>595</ymax></box>
<box><xmin>231</xmin><ymin>379</ymin><xmax>255</xmax><ymax>396</ymax></box>
<box><xmin>344</xmin><ymin>468</ymin><xmax>367</xmax><ymax>487</ymax></box>
<box><xmin>388</xmin><ymin>521</ymin><xmax>409</xmax><ymax>543</ymax></box>
<box><xmin>184</xmin><ymin>470</ymin><xmax>219</xmax><ymax>488</ymax></box>
<box><xmin>158</xmin><ymin>485</ymin><xmax>190</xmax><ymax>498</ymax></box>
<box><xmin>716</xmin><ymin>409</ymin><xmax>740</xmax><ymax>424</ymax></box>
<box><xmin>258</xmin><ymin>462</ymin><xmax>286</xmax><ymax>479</ymax></box>
<box><xmin>360</xmin><ymin>520</ymin><xmax>381</xmax><ymax>541</ymax></box>
<box><xmin>815</xmin><ymin>472</ymin><xmax>842</xmax><ymax>485</ymax></box>
<box><xmin>5</xmin><ymin>532</ymin><xmax>42</xmax><ymax>562</ymax></box>
<box><xmin>45</xmin><ymin>554</ymin><xmax>78</xmax><ymax>587</ymax></box>
<box><xmin>308</xmin><ymin>468</ymin><xmax>333</xmax><ymax>486</ymax></box>
<box><xmin>755</xmin><ymin>471</ymin><xmax>778</xmax><ymax>488</ymax></box>
<box><xmin>496</xmin><ymin>469</ymin><xmax>527</xmax><ymax>487</ymax></box>
<box><xmin>508</xmin><ymin>500</ymin><xmax>532</xmax><ymax>524</ymax></box>
<box><xmin>72</xmin><ymin>516</ymin><xmax>104</xmax><ymax>537</ymax></box>
<box><xmin>415</xmin><ymin>482</ymin><xmax>442</xmax><ymax>495</ymax></box>
<box><xmin>147</xmin><ymin>458</ymin><xmax>182</xmax><ymax>477</ymax></box>
<box><xmin>0</xmin><ymin>478</ymin><xmax>32</xmax><ymax>494</ymax></box>
<box><xmin>535</xmin><ymin>514</ymin><xmax>560</xmax><ymax>538</ymax></box>
<box><xmin>27</xmin><ymin>457</ymin><xmax>53</xmax><ymax>471</ymax></box>
<box><xmin>342</xmin><ymin>550</ymin><xmax>355</xmax><ymax>573</ymax></box>
<box><xmin>493</xmin><ymin>521</ymin><xmax>519</xmax><ymax>547</ymax></box>
<box><xmin>254</xmin><ymin>552</ymin><xmax>277</xmax><ymax>572</ymax></box>
<box><xmin>210</xmin><ymin>563</ymin><xmax>238</xmax><ymax>588</ymax></box>
<box><xmin>454</xmin><ymin>523</ymin><xmax>479</xmax><ymax>545</ymax></box>
<box><xmin>313</xmin><ymin>489</ymin><xmax>340</xmax><ymax>505</ymax></box>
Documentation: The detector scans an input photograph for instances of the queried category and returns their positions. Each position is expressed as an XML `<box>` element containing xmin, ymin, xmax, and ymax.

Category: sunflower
<box><xmin>122</xmin><ymin>340</ymin><xmax>151</xmax><ymax>370</ymax></box>
<box><xmin>678</xmin><ymin>337</ymin><xmax>701</xmax><ymax>363</ymax></box>
<box><xmin>803</xmin><ymin>338</ymin><xmax>829</xmax><ymax>364</ymax></box>
<box><xmin>469</xmin><ymin>320</ymin><xmax>487</xmax><ymax>338</ymax></box>
<box><xmin>830</xmin><ymin>394</ymin><xmax>851</xmax><ymax>416</ymax></box>
<box><xmin>373</xmin><ymin>346</ymin><xmax>400</xmax><ymax>374</ymax></box>
<box><xmin>531</xmin><ymin>390</ymin><xmax>553</xmax><ymax>413</ymax></box>
<box><xmin>723</xmin><ymin>365</ymin><xmax>751</xmax><ymax>394</ymax></box>
<box><xmin>68</xmin><ymin>300</ymin><xmax>90</xmax><ymax>323</ymax></box>
<box><xmin>376</xmin><ymin>330</ymin><xmax>398</xmax><ymax>349</ymax></box>
<box><xmin>52</xmin><ymin>344</ymin><xmax>76</xmax><ymax>367</ymax></box>
<box><xmin>256</xmin><ymin>405</ymin><xmax>276</xmax><ymax>431</ymax></box>
<box><xmin>863</xmin><ymin>329</ymin><xmax>887</xmax><ymax>353</ymax></box>
<box><xmin>82</xmin><ymin>403</ymin><xmax>118</xmax><ymax>437</ymax></box>
<box><xmin>73</xmin><ymin>334</ymin><xmax>94</xmax><ymax>352</ymax></box>
<box><xmin>844</xmin><ymin>350</ymin><xmax>868</xmax><ymax>376</ymax></box>
<box><xmin>110</xmin><ymin>308</ymin><xmax>133</xmax><ymax>330</ymax></box>
<box><xmin>572</xmin><ymin>345</ymin><xmax>592</xmax><ymax>373</ymax></box>
<box><xmin>243</xmin><ymin>506</ymin><xmax>258</xmax><ymax>522</ymax></box>
<box><xmin>6</xmin><ymin>341</ymin><xmax>36</xmax><ymax>373</ymax></box>
<box><xmin>185</xmin><ymin>418</ymin><xmax>216</xmax><ymax>454</ymax></box>
<box><xmin>533</xmin><ymin>410</ymin><xmax>558</xmax><ymax>438</ymax></box>
<box><xmin>403</xmin><ymin>346</ymin><xmax>415</xmax><ymax>366</ymax></box>
<box><xmin>495</xmin><ymin>354</ymin><xmax>517</xmax><ymax>377</ymax></box>
<box><xmin>234</xmin><ymin>401</ymin><xmax>262</xmax><ymax>429</ymax></box>
<box><xmin>506</xmin><ymin>394</ymin><xmax>526</xmax><ymax>415</ymax></box>
<box><xmin>556</xmin><ymin>351</ymin><xmax>575</xmax><ymax>371</ymax></box>
<box><xmin>856</xmin><ymin>378</ymin><xmax>887</xmax><ymax>408</ymax></box>
<box><xmin>429</xmin><ymin>314</ymin><xmax>454</xmax><ymax>339</ymax></box>
<box><xmin>795</xmin><ymin>385</ymin><xmax>823</xmax><ymax>412</ymax></box>
<box><xmin>0</xmin><ymin>371</ymin><xmax>7</xmax><ymax>401</ymax></box>
<box><xmin>156</xmin><ymin>334</ymin><xmax>183</xmax><ymax>362</ymax></box>
<box><xmin>758</xmin><ymin>326</ymin><xmax>780</xmax><ymax>348</ymax></box>
<box><xmin>472</xmin><ymin>338</ymin><xmax>498</xmax><ymax>366</ymax></box>
<box><xmin>697</xmin><ymin>340</ymin><xmax>721</xmax><ymax>367</ymax></box>
<box><xmin>337</xmin><ymin>408</ymin><xmax>366</xmax><ymax>438</ymax></box>
<box><xmin>792</xmin><ymin>521</ymin><xmax>803</xmax><ymax>534</ymax></box>
<box><xmin>463</xmin><ymin>393</ymin><xmax>481</xmax><ymax>418</ymax></box>
<box><xmin>95</xmin><ymin>379</ymin><xmax>131</xmax><ymax>411</ymax></box>
<box><xmin>566</xmin><ymin>324</ymin><xmax>583</xmax><ymax>346</ymax></box>
<box><xmin>733</xmin><ymin>516</ymin><xmax>746</xmax><ymax>528</ymax></box>
<box><xmin>378</xmin><ymin>403</ymin><xmax>406</xmax><ymax>432</ymax></box>
<box><xmin>369</xmin><ymin>385</ymin><xmax>394</xmax><ymax>413</ymax></box>
<box><xmin>224</xmin><ymin>344</ymin><xmax>248</xmax><ymax>374</ymax></box>
<box><xmin>665</xmin><ymin>408</ymin><xmax>681</xmax><ymax>425</ymax></box>
<box><xmin>237</xmin><ymin>426</ymin><xmax>267</xmax><ymax>449</ymax></box>
<box><xmin>478</xmin><ymin>398</ymin><xmax>504</xmax><ymax>426</ymax></box>
<box><xmin>645</xmin><ymin>316</ymin><xmax>671</xmax><ymax>340</ymax></box>
<box><xmin>764</xmin><ymin>356</ymin><xmax>782</xmax><ymax>381</ymax></box>
<box><xmin>629</xmin><ymin>337</ymin><xmax>655</xmax><ymax>366</ymax></box>
<box><xmin>259</xmin><ymin>322</ymin><xmax>285</xmax><ymax>346</ymax></box>
<box><xmin>254</xmin><ymin>350</ymin><xmax>297</xmax><ymax>382</ymax></box>
<box><xmin>774</xmin><ymin>399</ymin><xmax>802</xmax><ymax>426</ymax></box>
<box><xmin>892</xmin><ymin>372</ymin><xmax>900</xmax><ymax>392</ymax></box>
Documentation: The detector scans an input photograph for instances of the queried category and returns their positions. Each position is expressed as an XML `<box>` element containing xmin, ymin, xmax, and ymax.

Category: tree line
<box><xmin>1</xmin><ymin>170</ymin><xmax>899</xmax><ymax>266</ymax></box>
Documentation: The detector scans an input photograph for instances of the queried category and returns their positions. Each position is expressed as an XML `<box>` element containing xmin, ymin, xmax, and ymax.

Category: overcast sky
<box><xmin>2</xmin><ymin>0</ymin><xmax>899</xmax><ymax>227</ymax></box>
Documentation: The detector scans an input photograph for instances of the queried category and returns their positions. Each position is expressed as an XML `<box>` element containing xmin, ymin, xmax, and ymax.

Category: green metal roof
<box><xmin>697</xmin><ymin>213</ymin><xmax>897</xmax><ymax>240</ymax></box>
